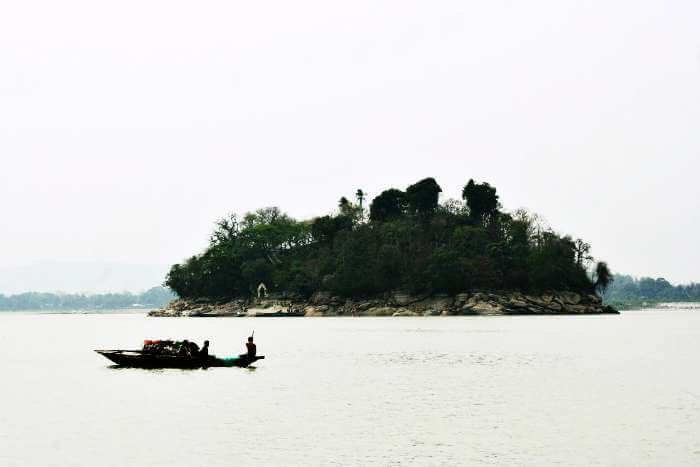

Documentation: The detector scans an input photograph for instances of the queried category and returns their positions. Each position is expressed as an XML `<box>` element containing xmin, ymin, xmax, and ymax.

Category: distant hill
<box><xmin>0</xmin><ymin>261</ymin><xmax>170</xmax><ymax>294</ymax></box>
<box><xmin>604</xmin><ymin>274</ymin><xmax>700</xmax><ymax>302</ymax></box>
<box><xmin>0</xmin><ymin>286</ymin><xmax>175</xmax><ymax>310</ymax></box>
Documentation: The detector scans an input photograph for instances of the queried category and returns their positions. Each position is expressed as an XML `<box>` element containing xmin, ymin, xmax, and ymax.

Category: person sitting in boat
<box><xmin>199</xmin><ymin>340</ymin><xmax>210</xmax><ymax>358</ymax></box>
<box><xmin>178</xmin><ymin>340</ymin><xmax>190</xmax><ymax>357</ymax></box>
<box><xmin>178</xmin><ymin>339</ymin><xmax>198</xmax><ymax>357</ymax></box>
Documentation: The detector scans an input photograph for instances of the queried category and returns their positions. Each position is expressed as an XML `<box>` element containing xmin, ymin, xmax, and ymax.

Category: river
<box><xmin>0</xmin><ymin>308</ymin><xmax>698</xmax><ymax>466</ymax></box>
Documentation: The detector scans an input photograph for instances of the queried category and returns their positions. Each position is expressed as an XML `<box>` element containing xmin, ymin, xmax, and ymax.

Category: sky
<box><xmin>1</xmin><ymin>0</ymin><xmax>699</xmax><ymax>286</ymax></box>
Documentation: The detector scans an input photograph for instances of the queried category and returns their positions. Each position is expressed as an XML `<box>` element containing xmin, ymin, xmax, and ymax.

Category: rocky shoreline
<box><xmin>149</xmin><ymin>290</ymin><xmax>618</xmax><ymax>317</ymax></box>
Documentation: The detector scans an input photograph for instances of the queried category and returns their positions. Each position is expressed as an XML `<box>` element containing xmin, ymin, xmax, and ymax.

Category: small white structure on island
<box><xmin>257</xmin><ymin>282</ymin><xmax>268</xmax><ymax>299</ymax></box>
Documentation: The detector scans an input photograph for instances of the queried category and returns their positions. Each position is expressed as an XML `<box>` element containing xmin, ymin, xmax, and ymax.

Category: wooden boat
<box><xmin>95</xmin><ymin>349</ymin><xmax>264</xmax><ymax>368</ymax></box>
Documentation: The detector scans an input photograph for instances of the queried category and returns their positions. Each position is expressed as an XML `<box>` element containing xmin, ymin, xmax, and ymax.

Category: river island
<box><xmin>151</xmin><ymin>178</ymin><xmax>617</xmax><ymax>317</ymax></box>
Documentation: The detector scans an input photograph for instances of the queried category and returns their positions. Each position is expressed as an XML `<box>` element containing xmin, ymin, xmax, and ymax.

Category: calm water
<box><xmin>1</xmin><ymin>309</ymin><xmax>698</xmax><ymax>466</ymax></box>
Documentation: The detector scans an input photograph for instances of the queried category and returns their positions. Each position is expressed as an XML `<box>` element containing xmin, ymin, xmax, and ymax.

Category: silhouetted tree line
<box><xmin>604</xmin><ymin>275</ymin><xmax>700</xmax><ymax>302</ymax></box>
<box><xmin>0</xmin><ymin>286</ymin><xmax>174</xmax><ymax>310</ymax></box>
<box><xmin>166</xmin><ymin>178</ymin><xmax>606</xmax><ymax>299</ymax></box>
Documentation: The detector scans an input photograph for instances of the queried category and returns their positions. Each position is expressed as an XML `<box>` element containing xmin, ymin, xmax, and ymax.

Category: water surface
<box><xmin>1</xmin><ymin>310</ymin><xmax>698</xmax><ymax>466</ymax></box>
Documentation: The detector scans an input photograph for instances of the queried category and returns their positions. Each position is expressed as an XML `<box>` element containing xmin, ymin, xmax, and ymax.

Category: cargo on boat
<box><xmin>95</xmin><ymin>349</ymin><xmax>264</xmax><ymax>368</ymax></box>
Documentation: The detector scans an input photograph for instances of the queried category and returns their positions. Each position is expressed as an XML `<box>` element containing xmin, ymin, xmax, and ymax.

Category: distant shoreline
<box><xmin>607</xmin><ymin>299</ymin><xmax>700</xmax><ymax>311</ymax></box>
<box><xmin>0</xmin><ymin>308</ymin><xmax>153</xmax><ymax>314</ymax></box>
<box><xmin>0</xmin><ymin>286</ymin><xmax>174</xmax><ymax>311</ymax></box>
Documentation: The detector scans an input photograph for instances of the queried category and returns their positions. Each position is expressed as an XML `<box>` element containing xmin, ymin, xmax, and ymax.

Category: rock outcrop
<box><xmin>148</xmin><ymin>290</ymin><xmax>618</xmax><ymax>317</ymax></box>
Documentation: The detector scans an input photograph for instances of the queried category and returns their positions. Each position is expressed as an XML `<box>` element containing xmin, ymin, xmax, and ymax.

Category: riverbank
<box><xmin>149</xmin><ymin>290</ymin><xmax>617</xmax><ymax>317</ymax></box>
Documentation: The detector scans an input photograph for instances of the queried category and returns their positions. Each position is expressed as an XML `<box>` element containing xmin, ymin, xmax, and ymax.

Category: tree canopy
<box><xmin>462</xmin><ymin>179</ymin><xmax>500</xmax><ymax>223</ymax></box>
<box><xmin>406</xmin><ymin>177</ymin><xmax>442</xmax><ymax>216</ymax></box>
<box><xmin>166</xmin><ymin>178</ymin><xmax>601</xmax><ymax>299</ymax></box>
<box><xmin>369</xmin><ymin>188</ymin><xmax>407</xmax><ymax>222</ymax></box>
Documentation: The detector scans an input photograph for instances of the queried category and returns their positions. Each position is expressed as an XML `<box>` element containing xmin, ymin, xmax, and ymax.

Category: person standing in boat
<box><xmin>243</xmin><ymin>335</ymin><xmax>256</xmax><ymax>358</ymax></box>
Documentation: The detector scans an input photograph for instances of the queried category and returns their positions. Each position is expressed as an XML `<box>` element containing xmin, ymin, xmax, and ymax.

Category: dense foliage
<box><xmin>604</xmin><ymin>275</ymin><xmax>700</xmax><ymax>302</ymax></box>
<box><xmin>0</xmin><ymin>286</ymin><xmax>174</xmax><ymax>311</ymax></box>
<box><xmin>166</xmin><ymin>178</ymin><xmax>602</xmax><ymax>299</ymax></box>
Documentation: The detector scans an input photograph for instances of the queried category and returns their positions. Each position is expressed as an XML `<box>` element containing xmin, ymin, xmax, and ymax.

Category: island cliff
<box><xmin>157</xmin><ymin>177</ymin><xmax>616</xmax><ymax>317</ymax></box>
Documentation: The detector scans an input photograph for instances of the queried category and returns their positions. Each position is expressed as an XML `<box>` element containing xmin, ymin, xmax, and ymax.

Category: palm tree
<box><xmin>355</xmin><ymin>189</ymin><xmax>365</xmax><ymax>209</ymax></box>
<box><xmin>355</xmin><ymin>189</ymin><xmax>365</xmax><ymax>222</ymax></box>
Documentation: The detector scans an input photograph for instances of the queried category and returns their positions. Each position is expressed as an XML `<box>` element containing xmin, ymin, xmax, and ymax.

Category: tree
<box><xmin>311</xmin><ymin>215</ymin><xmax>353</xmax><ymax>245</ymax></box>
<box><xmin>241</xmin><ymin>207</ymin><xmax>287</xmax><ymax>229</ymax></box>
<box><xmin>337</xmin><ymin>196</ymin><xmax>363</xmax><ymax>223</ymax></box>
<box><xmin>355</xmin><ymin>189</ymin><xmax>365</xmax><ymax>209</ymax></box>
<box><xmin>593</xmin><ymin>262</ymin><xmax>613</xmax><ymax>295</ymax></box>
<box><xmin>209</xmin><ymin>213</ymin><xmax>239</xmax><ymax>246</ymax></box>
<box><xmin>339</xmin><ymin>196</ymin><xmax>351</xmax><ymax>214</ymax></box>
<box><xmin>439</xmin><ymin>198</ymin><xmax>469</xmax><ymax>217</ymax></box>
<box><xmin>405</xmin><ymin>177</ymin><xmax>442</xmax><ymax>216</ymax></box>
<box><xmin>462</xmin><ymin>179</ymin><xmax>500</xmax><ymax>223</ymax></box>
<box><xmin>574</xmin><ymin>239</ymin><xmax>592</xmax><ymax>267</ymax></box>
<box><xmin>369</xmin><ymin>189</ymin><xmax>407</xmax><ymax>222</ymax></box>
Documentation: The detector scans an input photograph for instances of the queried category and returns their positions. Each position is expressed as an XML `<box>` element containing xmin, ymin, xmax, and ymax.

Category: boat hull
<box><xmin>95</xmin><ymin>350</ymin><xmax>264</xmax><ymax>368</ymax></box>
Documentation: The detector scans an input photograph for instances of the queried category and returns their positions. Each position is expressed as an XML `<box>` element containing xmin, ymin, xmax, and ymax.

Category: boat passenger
<box><xmin>179</xmin><ymin>340</ymin><xmax>192</xmax><ymax>357</ymax></box>
<box><xmin>245</xmin><ymin>336</ymin><xmax>256</xmax><ymax>357</ymax></box>
<box><xmin>200</xmin><ymin>340</ymin><xmax>210</xmax><ymax>358</ymax></box>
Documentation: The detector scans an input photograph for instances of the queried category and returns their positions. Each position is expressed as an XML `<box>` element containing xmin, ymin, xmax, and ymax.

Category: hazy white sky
<box><xmin>1</xmin><ymin>0</ymin><xmax>699</xmax><ymax>284</ymax></box>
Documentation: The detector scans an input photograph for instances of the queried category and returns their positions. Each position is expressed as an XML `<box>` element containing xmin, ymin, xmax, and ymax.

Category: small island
<box><xmin>152</xmin><ymin>178</ymin><xmax>617</xmax><ymax>317</ymax></box>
